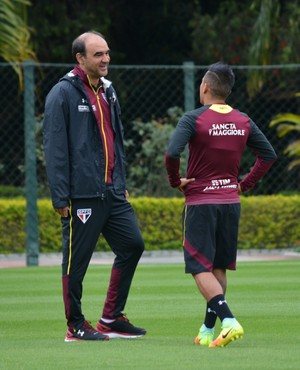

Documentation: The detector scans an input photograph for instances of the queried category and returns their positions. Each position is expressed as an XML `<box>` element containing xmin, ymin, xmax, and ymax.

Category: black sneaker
<box><xmin>96</xmin><ymin>314</ymin><xmax>147</xmax><ymax>338</ymax></box>
<box><xmin>65</xmin><ymin>320</ymin><xmax>109</xmax><ymax>342</ymax></box>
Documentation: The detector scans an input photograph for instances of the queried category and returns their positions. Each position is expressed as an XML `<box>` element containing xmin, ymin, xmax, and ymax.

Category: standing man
<box><xmin>43</xmin><ymin>31</ymin><xmax>146</xmax><ymax>342</ymax></box>
<box><xmin>165</xmin><ymin>62</ymin><xmax>277</xmax><ymax>347</ymax></box>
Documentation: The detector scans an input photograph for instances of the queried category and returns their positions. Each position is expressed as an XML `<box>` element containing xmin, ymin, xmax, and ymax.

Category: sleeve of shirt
<box><xmin>165</xmin><ymin>112</ymin><xmax>196</xmax><ymax>188</ymax></box>
<box><xmin>43</xmin><ymin>84</ymin><xmax>71</xmax><ymax>208</ymax></box>
<box><xmin>240</xmin><ymin>120</ymin><xmax>277</xmax><ymax>192</ymax></box>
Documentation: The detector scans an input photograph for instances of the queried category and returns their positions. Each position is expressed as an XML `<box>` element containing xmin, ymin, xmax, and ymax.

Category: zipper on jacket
<box><xmin>87</xmin><ymin>76</ymin><xmax>109</xmax><ymax>183</ymax></box>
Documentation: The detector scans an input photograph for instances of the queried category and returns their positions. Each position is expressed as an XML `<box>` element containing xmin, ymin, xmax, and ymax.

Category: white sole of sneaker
<box><xmin>64</xmin><ymin>337</ymin><xmax>81</xmax><ymax>342</ymax></box>
<box><xmin>103</xmin><ymin>332</ymin><xmax>146</xmax><ymax>339</ymax></box>
<box><xmin>64</xmin><ymin>336</ymin><xmax>109</xmax><ymax>342</ymax></box>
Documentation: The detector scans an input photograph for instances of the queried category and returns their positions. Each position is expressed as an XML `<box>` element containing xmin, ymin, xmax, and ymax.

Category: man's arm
<box><xmin>43</xmin><ymin>85</ymin><xmax>70</xmax><ymax>209</ymax></box>
<box><xmin>165</xmin><ymin>113</ymin><xmax>196</xmax><ymax>189</ymax></box>
<box><xmin>239</xmin><ymin>120</ymin><xmax>277</xmax><ymax>193</ymax></box>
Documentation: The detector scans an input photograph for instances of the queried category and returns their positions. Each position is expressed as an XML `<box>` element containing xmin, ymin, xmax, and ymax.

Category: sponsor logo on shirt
<box><xmin>208</xmin><ymin>123</ymin><xmax>245</xmax><ymax>136</ymax></box>
<box><xmin>203</xmin><ymin>179</ymin><xmax>237</xmax><ymax>192</ymax></box>
<box><xmin>78</xmin><ymin>105</ymin><xmax>90</xmax><ymax>112</ymax></box>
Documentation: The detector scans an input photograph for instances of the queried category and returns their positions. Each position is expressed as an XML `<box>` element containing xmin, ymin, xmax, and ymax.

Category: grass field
<box><xmin>1</xmin><ymin>260</ymin><xmax>300</xmax><ymax>370</ymax></box>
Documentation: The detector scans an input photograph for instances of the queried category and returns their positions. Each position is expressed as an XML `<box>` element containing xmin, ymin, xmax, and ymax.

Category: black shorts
<box><xmin>182</xmin><ymin>203</ymin><xmax>241</xmax><ymax>274</ymax></box>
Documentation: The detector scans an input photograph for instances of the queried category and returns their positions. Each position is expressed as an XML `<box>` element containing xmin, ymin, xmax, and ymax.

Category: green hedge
<box><xmin>0</xmin><ymin>196</ymin><xmax>300</xmax><ymax>254</ymax></box>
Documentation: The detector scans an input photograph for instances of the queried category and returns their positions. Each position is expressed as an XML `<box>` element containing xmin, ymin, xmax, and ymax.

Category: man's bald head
<box><xmin>72</xmin><ymin>31</ymin><xmax>106</xmax><ymax>63</ymax></box>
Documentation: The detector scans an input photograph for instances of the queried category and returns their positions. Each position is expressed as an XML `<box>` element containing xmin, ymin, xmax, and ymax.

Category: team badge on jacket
<box><xmin>77</xmin><ymin>209</ymin><xmax>92</xmax><ymax>224</ymax></box>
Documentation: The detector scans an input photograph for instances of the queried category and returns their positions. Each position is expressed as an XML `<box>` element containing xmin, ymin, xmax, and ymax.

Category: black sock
<box><xmin>204</xmin><ymin>303</ymin><xmax>217</xmax><ymax>329</ymax></box>
<box><xmin>208</xmin><ymin>294</ymin><xmax>234</xmax><ymax>322</ymax></box>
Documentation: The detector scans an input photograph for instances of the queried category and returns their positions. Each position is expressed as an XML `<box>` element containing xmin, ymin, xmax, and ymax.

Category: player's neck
<box><xmin>204</xmin><ymin>98</ymin><xmax>226</xmax><ymax>105</ymax></box>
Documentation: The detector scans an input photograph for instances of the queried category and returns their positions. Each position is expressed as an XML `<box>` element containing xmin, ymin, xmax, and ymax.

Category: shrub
<box><xmin>239</xmin><ymin>195</ymin><xmax>300</xmax><ymax>249</ymax></box>
<box><xmin>124</xmin><ymin>107</ymin><xmax>186</xmax><ymax>197</ymax></box>
<box><xmin>0</xmin><ymin>195</ymin><xmax>300</xmax><ymax>254</ymax></box>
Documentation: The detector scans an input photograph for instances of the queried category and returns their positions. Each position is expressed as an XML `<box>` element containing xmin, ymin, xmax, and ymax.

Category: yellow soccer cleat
<box><xmin>194</xmin><ymin>324</ymin><xmax>214</xmax><ymax>346</ymax></box>
<box><xmin>209</xmin><ymin>319</ymin><xmax>244</xmax><ymax>348</ymax></box>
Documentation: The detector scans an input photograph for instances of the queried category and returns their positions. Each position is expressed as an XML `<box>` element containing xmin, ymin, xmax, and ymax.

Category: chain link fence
<box><xmin>1</xmin><ymin>62</ymin><xmax>300</xmax><ymax>199</ymax></box>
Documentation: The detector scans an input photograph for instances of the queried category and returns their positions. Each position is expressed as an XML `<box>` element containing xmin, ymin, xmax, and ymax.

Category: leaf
<box><xmin>0</xmin><ymin>0</ymin><xmax>37</xmax><ymax>90</ymax></box>
<box><xmin>269</xmin><ymin>113</ymin><xmax>300</xmax><ymax>127</ymax></box>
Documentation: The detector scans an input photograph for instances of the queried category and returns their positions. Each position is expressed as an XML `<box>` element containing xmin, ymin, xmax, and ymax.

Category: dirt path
<box><xmin>1</xmin><ymin>250</ymin><xmax>299</xmax><ymax>268</ymax></box>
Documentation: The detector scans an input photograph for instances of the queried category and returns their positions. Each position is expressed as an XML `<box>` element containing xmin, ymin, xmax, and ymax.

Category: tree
<box><xmin>103</xmin><ymin>0</ymin><xmax>195</xmax><ymax>64</ymax></box>
<box><xmin>269</xmin><ymin>110</ymin><xmax>300</xmax><ymax>171</ymax></box>
<box><xmin>190</xmin><ymin>0</ymin><xmax>300</xmax><ymax>97</ymax></box>
<box><xmin>29</xmin><ymin>0</ymin><xmax>111</xmax><ymax>63</ymax></box>
<box><xmin>246</xmin><ymin>0</ymin><xmax>300</xmax><ymax>96</ymax></box>
<box><xmin>0</xmin><ymin>0</ymin><xmax>37</xmax><ymax>88</ymax></box>
<box><xmin>125</xmin><ymin>107</ymin><xmax>186</xmax><ymax>197</ymax></box>
<box><xmin>246</xmin><ymin>0</ymin><xmax>280</xmax><ymax>96</ymax></box>
<box><xmin>190</xmin><ymin>0</ymin><xmax>255</xmax><ymax>65</ymax></box>
<box><xmin>23</xmin><ymin>0</ymin><xmax>300</xmax><ymax>69</ymax></box>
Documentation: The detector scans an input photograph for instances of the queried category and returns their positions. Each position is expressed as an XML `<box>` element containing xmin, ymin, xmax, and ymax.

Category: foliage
<box><xmin>246</xmin><ymin>0</ymin><xmax>280</xmax><ymax>96</ymax></box>
<box><xmin>125</xmin><ymin>107</ymin><xmax>187</xmax><ymax>197</ymax></box>
<box><xmin>190</xmin><ymin>0</ymin><xmax>255</xmax><ymax>65</ymax></box>
<box><xmin>1</xmin><ymin>195</ymin><xmax>300</xmax><ymax>254</ymax></box>
<box><xmin>29</xmin><ymin>0</ymin><xmax>111</xmax><ymax>63</ymax></box>
<box><xmin>269</xmin><ymin>111</ymin><xmax>300</xmax><ymax>171</ymax></box>
<box><xmin>190</xmin><ymin>0</ymin><xmax>300</xmax><ymax>98</ymax></box>
<box><xmin>247</xmin><ymin>0</ymin><xmax>300</xmax><ymax>97</ymax></box>
<box><xmin>28</xmin><ymin>0</ymin><xmax>196</xmax><ymax>64</ymax></box>
<box><xmin>0</xmin><ymin>198</ymin><xmax>26</xmax><ymax>253</ymax></box>
<box><xmin>12</xmin><ymin>113</ymin><xmax>50</xmax><ymax>198</ymax></box>
<box><xmin>0</xmin><ymin>0</ymin><xmax>37</xmax><ymax>88</ymax></box>
<box><xmin>0</xmin><ymin>185</ymin><xmax>25</xmax><ymax>197</ymax></box>
<box><xmin>4</xmin><ymin>0</ymin><xmax>299</xmax><ymax>95</ymax></box>
<box><xmin>239</xmin><ymin>195</ymin><xmax>300</xmax><ymax>249</ymax></box>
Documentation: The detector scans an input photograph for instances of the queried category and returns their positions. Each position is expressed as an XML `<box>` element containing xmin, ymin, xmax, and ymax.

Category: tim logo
<box><xmin>77</xmin><ymin>209</ymin><xmax>92</xmax><ymax>224</ymax></box>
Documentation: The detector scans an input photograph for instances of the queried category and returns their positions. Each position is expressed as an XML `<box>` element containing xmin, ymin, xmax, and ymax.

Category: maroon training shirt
<box><xmin>73</xmin><ymin>65</ymin><xmax>115</xmax><ymax>184</ymax></box>
<box><xmin>165</xmin><ymin>104</ymin><xmax>277</xmax><ymax>205</ymax></box>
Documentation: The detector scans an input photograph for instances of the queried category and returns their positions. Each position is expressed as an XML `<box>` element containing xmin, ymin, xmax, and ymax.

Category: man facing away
<box><xmin>165</xmin><ymin>62</ymin><xmax>277</xmax><ymax>347</ymax></box>
<box><xmin>43</xmin><ymin>31</ymin><xmax>146</xmax><ymax>342</ymax></box>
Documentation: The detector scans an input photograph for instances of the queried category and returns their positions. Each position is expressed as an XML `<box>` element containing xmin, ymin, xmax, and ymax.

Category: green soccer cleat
<box><xmin>209</xmin><ymin>318</ymin><xmax>244</xmax><ymax>348</ymax></box>
<box><xmin>194</xmin><ymin>324</ymin><xmax>214</xmax><ymax>346</ymax></box>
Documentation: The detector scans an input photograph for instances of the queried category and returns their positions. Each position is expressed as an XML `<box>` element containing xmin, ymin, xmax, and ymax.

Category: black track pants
<box><xmin>61</xmin><ymin>189</ymin><xmax>144</xmax><ymax>329</ymax></box>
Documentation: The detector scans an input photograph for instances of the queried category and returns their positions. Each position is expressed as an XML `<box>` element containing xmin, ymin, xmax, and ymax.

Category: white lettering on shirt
<box><xmin>208</xmin><ymin>123</ymin><xmax>245</xmax><ymax>136</ymax></box>
<box><xmin>78</xmin><ymin>105</ymin><xmax>90</xmax><ymax>112</ymax></box>
<box><xmin>203</xmin><ymin>179</ymin><xmax>238</xmax><ymax>192</ymax></box>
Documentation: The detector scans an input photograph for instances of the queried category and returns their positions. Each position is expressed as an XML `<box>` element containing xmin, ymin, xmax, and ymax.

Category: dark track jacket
<box><xmin>165</xmin><ymin>104</ymin><xmax>277</xmax><ymax>205</ymax></box>
<box><xmin>43</xmin><ymin>70</ymin><xmax>126</xmax><ymax>208</ymax></box>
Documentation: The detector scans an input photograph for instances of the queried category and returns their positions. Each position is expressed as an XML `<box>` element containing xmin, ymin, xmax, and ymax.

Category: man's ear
<box><xmin>203</xmin><ymin>82</ymin><xmax>209</xmax><ymax>93</ymax></box>
<box><xmin>76</xmin><ymin>52</ymin><xmax>83</xmax><ymax>65</ymax></box>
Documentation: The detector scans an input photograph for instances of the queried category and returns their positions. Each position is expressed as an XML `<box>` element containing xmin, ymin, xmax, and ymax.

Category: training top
<box><xmin>43</xmin><ymin>70</ymin><xmax>127</xmax><ymax>209</ymax></box>
<box><xmin>165</xmin><ymin>104</ymin><xmax>277</xmax><ymax>205</ymax></box>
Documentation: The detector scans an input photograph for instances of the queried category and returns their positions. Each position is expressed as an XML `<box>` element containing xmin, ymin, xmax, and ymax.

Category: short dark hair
<box><xmin>205</xmin><ymin>62</ymin><xmax>235</xmax><ymax>99</ymax></box>
<box><xmin>72</xmin><ymin>31</ymin><xmax>106</xmax><ymax>63</ymax></box>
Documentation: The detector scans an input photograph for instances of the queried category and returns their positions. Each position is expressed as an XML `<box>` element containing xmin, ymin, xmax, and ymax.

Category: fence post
<box><xmin>183</xmin><ymin>61</ymin><xmax>195</xmax><ymax>167</ymax></box>
<box><xmin>23</xmin><ymin>60</ymin><xmax>39</xmax><ymax>266</ymax></box>
<box><xmin>183</xmin><ymin>61</ymin><xmax>195</xmax><ymax>111</ymax></box>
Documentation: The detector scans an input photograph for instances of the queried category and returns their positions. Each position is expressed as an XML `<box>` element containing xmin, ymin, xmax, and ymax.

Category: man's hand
<box><xmin>55</xmin><ymin>207</ymin><xmax>69</xmax><ymax>217</ymax></box>
<box><xmin>178</xmin><ymin>177</ymin><xmax>195</xmax><ymax>192</ymax></box>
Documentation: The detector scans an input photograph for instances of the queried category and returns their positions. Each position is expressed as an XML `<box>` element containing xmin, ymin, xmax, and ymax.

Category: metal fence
<box><xmin>2</xmin><ymin>61</ymin><xmax>300</xmax><ymax>265</ymax></box>
<box><xmin>1</xmin><ymin>62</ymin><xmax>300</xmax><ymax>199</ymax></box>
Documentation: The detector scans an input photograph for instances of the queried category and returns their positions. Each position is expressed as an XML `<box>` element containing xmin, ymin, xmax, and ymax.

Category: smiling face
<box><xmin>76</xmin><ymin>33</ymin><xmax>111</xmax><ymax>83</ymax></box>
